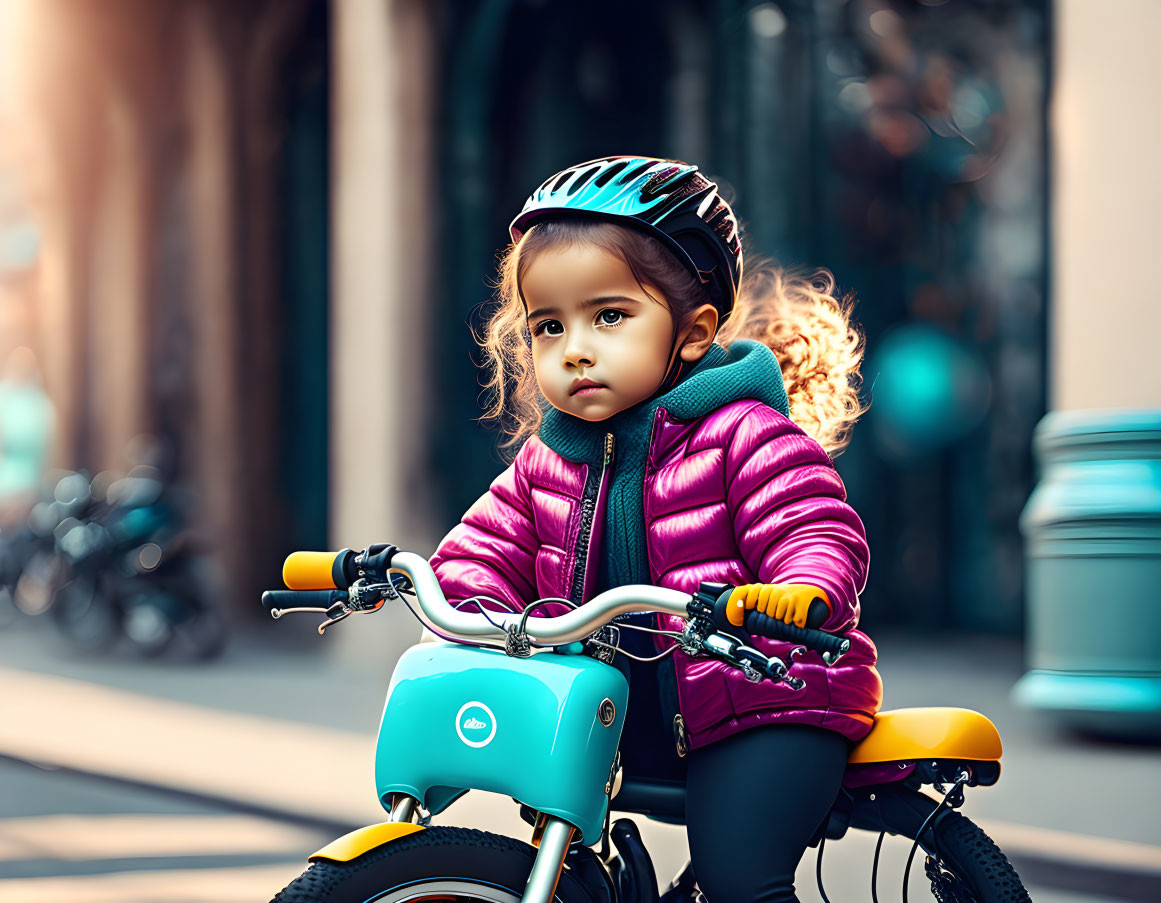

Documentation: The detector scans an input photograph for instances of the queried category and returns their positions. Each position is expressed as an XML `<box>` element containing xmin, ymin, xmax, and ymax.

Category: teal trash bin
<box><xmin>1014</xmin><ymin>410</ymin><xmax>1161</xmax><ymax>739</ymax></box>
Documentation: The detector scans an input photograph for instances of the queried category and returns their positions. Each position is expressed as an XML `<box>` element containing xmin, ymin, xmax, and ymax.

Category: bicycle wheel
<box><xmin>48</xmin><ymin>571</ymin><xmax>120</xmax><ymax>652</ymax></box>
<box><xmin>270</xmin><ymin>826</ymin><xmax>601</xmax><ymax>903</ymax></box>
<box><xmin>852</xmin><ymin>786</ymin><xmax>1030</xmax><ymax>903</ymax></box>
<box><xmin>920</xmin><ymin>812</ymin><xmax>1031</xmax><ymax>903</ymax></box>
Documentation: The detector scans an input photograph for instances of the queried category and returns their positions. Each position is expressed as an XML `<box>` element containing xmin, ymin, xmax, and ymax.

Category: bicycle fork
<box><xmin>388</xmin><ymin>795</ymin><xmax>576</xmax><ymax>903</ymax></box>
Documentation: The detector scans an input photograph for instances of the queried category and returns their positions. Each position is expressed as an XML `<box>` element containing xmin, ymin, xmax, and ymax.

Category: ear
<box><xmin>677</xmin><ymin>304</ymin><xmax>720</xmax><ymax>363</ymax></box>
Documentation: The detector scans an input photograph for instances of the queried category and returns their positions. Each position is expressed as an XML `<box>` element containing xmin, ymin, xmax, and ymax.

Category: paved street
<box><xmin>0</xmin><ymin>754</ymin><xmax>1125</xmax><ymax>903</ymax></box>
<box><xmin>0</xmin><ymin>757</ymin><xmax>329</xmax><ymax>902</ymax></box>
<box><xmin>1</xmin><ymin>612</ymin><xmax>1158</xmax><ymax>902</ymax></box>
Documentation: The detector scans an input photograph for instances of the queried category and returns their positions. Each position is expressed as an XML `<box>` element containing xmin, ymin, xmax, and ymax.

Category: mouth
<box><xmin>569</xmin><ymin>379</ymin><xmax>606</xmax><ymax>397</ymax></box>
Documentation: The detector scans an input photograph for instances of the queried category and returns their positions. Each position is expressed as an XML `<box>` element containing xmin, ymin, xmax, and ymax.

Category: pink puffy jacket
<box><xmin>430</xmin><ymin>400</ymin><xmax>881</xmax><ymax>749</ymax></box>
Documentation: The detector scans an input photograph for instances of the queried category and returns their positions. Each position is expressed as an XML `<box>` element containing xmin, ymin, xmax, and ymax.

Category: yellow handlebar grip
<box><xmin>283</xmin><ymin>551</ymin><xmax>340</xmax><ymax>590</ymax></box>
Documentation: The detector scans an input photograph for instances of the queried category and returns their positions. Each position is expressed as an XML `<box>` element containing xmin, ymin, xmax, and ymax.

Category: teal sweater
<box><xmin>538</xmin><ymin>340</ymin><xmax>790</xmax><ymax>593</ymax></box>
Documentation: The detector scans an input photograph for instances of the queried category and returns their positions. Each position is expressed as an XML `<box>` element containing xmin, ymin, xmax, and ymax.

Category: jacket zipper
<box><xmin>673</xmin><ymin>713</ymin><xmax>689</xmax><ymax>758</ymax></box>
<box><xmin>568</xmin><ymin>433</ymin><xmax>614</xmax><ymax>605</ymax></box>
<box><xmin>647</xmin><ymin>409</ymin><xmax>689</xmax><ymax>756</ymax></box>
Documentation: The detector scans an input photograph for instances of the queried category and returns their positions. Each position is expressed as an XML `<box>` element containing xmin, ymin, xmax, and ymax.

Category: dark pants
<box><xmin>684</xmin><ymin>724</ymin><xmax>850</xmax><ymax>903</ymax></box>
<box><xmin>616</xmin><ymin>651</ymin><xmax>849</xmax><ymax>902</ymax></box>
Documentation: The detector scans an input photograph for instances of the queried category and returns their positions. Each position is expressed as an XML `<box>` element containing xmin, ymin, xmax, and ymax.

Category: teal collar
<box><xmin>538</xmin><ymin>340</ymin><xmax>789</xmax><ymax>463</ymax></box>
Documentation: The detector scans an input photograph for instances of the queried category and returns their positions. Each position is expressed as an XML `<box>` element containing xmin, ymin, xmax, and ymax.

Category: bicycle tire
<box><xmin>915</xmin><ymin>811</ymin><xmax>1032</xmax><ymax>903</ymax></box>
<box><xmin>270</xmin><ymin>825</ymin><xmax>601</xmax><ymax>903</ymax></box>
<box><xmin>48</xmin><ymin>571</ymin><xmax>120</xmax><ymax>652</ymax></box>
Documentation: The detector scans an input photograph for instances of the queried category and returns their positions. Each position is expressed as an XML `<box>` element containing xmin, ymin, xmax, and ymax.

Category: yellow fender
<box><xmin>850</xmin><ymin>707</ymin><xmax>1003</xmax><ymax>764</ymax></box>
<box><xmin>310</xmin><ymin>823</ymin><xmax>425</xmax><ymax>863</ymax></box>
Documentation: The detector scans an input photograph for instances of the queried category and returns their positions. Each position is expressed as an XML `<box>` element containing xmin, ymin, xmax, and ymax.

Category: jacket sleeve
<box><xmin>724</xmin><ymin>403</ymin><xmax>870</xmax><ymax>633</ymax></box>
<box><xmin>428</xmin><ymin>444</ymin><xmax>538</xmax><ymax>614</ymax></box>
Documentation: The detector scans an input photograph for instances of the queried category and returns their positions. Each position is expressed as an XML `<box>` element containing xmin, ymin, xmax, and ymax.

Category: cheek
<box><xmin>616</xmin><ymin>328</ymin><xmax>671</xmax><ymax>388</ymax></box>
<box><xmin>529</xmin><ymin>348</ymin><xmax>548</xmax><ymax>384</ymax></box>
<box><xmin>636</xmin><ymin>321</ymin><xmax>674</xmax><ymax>367</ymax></box>
<box><xmin>530</xmin><ymin>346</ymin><xmax>561</xmax><ymax>394</ymax></box>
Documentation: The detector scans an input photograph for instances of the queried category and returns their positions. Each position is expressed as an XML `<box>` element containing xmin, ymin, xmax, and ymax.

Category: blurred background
<box><xmin>0</xmin><ymin>0</ymin><xmax>1055</xmax><ymax>634</ymax></box>
<box><xmin>0</xmin><ymin>0</ymin><xmax>1158</xmax><ymax>901</ymax></box>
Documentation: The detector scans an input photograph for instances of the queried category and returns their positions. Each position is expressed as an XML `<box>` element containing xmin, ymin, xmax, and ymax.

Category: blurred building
<box><xmin>2</xmin><ymin>0</ymin><xmax>1154</xmax><ymax>635</ymax></box>
<box><xmin>0</xmin><ymin>0</ymin><xmax>331</xmax><ymax>612</ymax></box>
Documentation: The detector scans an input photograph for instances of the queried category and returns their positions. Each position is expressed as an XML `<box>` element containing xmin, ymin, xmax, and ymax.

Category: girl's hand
<box><xmin>725</xmin><ymin>583</ymin><xmax>831</xmax><ymax>629</ymax></box>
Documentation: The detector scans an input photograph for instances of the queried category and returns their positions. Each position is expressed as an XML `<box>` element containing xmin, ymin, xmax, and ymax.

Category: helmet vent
<box><xmin>551</xmin><ymin>170</ymin><xmax>574</xmax><ymax>193</ymax></box>
<box><xmin>593</xmin><ymin>159</ymin><xmax>629</xmax><ymax>187</ymax></box>
<box><xmin>567</xmin><ymin>166</ymin><xmax>601</xmax><ymax>195</ymax></box>
<box><xmin>640</xmin><ymin>165</ymin><xmax>683</xmax><ymax>201</ymax></box>
<box><xmin>619</xmin><ymin>160</ymin><xmax>655</xmax><ymax>185</ymax></box>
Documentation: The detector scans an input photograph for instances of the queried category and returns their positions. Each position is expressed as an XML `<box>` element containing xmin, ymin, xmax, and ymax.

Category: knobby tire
<box><xmin>270</xmin><ymin>825</ymin><xmax>599</xmax><ymax>903</ymax></box>
<box><xmin>918</xmin><ymin>811</ymin><xmax>1031</xmax><ymax>903</ymax></box>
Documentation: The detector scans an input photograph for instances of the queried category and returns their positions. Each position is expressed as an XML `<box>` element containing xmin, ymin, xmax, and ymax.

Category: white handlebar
<box><xmin>391</xmin><ymin>551</ymin><xmax>692</xmax><ymax>646</ymax></box>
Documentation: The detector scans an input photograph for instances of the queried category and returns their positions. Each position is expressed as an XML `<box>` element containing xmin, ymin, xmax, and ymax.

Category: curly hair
<box><xmin>477</xmin><ymin>219</ymin><xmax>865</xmax><ymax>457</ymax></box>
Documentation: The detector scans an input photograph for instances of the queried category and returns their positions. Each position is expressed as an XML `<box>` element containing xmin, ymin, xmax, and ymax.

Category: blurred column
<box><xmin>1015</xmin><ymin>0</ymin><xmax>1161</xmax><ymax>738</ymax></box>
<box><xmin>34</xmin><ymin>203</ymin><xmax>89</xmax><ymax>467</ymax></box>
<box><xmin>238</xmin><ymin>0</ymin><xmax>315</xmax><ymax>603</ymax></box>
<box><xmin>331</xmin><ymin>0</ymin><xmax>434</xmax><ymax>665</ymax></box>
<box><xmin>89</xmin><ymin>93</ymin><xmax>154</xmax><ymax>473</ymax></box>
<box><xmin>331</xmin><ymin>0</ymin><xmax>435</xmax><ymax>551</ymax></box>
<box><xmin>4</xmin><ymin>1</ymin><xmax>102</xmax><ymax>467</ymax></box>
<box><xmin>184</xmin><ymin>4</ymin><xmax>246</xmax><ymax>612</ymax></box>
<box><xmin>1051</xmin><ymin>0</ymin><xmax>1161</xmax><ymax>407</ymax></box>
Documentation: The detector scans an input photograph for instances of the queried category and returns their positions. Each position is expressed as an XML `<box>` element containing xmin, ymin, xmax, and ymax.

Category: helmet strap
<box><xmin>652</xmin><ymin>327</ymin><xmax>690</xmax><ymax>399</ymax></box>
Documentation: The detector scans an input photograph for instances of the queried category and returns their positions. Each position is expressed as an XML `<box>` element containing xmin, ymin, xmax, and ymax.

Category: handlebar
<box><xmin>261</xmin><ymin>589</ymin><xmax>346</xmax><ymax>614</ymax></box>
<box><xmin>264</xmin><ymin>547</ymin><xmax>851</xmax><ymax>671</ymax></box>
<box><xmin>702</xmin><ymin>587</ymin><xmax>850</xmax><ymax>664</ymax></box>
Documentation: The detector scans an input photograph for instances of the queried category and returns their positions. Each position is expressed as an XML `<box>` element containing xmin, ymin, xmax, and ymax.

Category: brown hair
<box><xmin>477</xmin><ymin>218</ymin><xmax>866</xmax><ymax>457</ymax></box>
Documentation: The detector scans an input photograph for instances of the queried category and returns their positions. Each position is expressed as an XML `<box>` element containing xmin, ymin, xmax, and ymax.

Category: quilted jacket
<box><xmin>430</xmin><ymin>343</ymin><xmax>881</xmax><ymax>749</ymax></box>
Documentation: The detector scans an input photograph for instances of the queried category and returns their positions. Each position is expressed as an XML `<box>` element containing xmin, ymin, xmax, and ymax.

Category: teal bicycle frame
<box><xmin>376</xmin><ymin>640</ymin><xmax>628</xmax><ymax>847</ymax></box>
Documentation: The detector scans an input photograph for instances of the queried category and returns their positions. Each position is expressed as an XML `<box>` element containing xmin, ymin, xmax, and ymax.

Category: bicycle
<box><xmin>45</xmin><ymin>467</ymin><xmax>226</xmax><ymax>658</ymax></box>
<box><xmin>262</xmin><ymin>543</ymin><xmax>1030</xmax><ymax>903</ymax></box>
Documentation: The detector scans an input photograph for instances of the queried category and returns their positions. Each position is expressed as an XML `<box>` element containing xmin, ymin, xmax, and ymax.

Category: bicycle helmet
<box><xmin>509</xmin><ymin>156</ymin><xmax>743</xmax><ymax>320</ymax></box>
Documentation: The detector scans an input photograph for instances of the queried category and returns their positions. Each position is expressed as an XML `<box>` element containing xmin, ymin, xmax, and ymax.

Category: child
<box><xmin>430</xmin><ymin>156</ymin><xmax>881</xmax><ymax>903</ymax></box>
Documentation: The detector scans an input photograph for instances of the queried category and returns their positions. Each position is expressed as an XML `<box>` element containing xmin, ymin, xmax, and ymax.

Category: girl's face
<box><xmin>523</xmin><ymin>244</ymin><xmax>676</xmax><ymax>422</ymax></box>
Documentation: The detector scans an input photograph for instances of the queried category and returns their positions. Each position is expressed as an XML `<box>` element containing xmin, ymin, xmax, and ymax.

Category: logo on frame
<box><xmin>455</xmin><ymin>701</ymin><xmax>497</xmax><ymax>748</ymax></box>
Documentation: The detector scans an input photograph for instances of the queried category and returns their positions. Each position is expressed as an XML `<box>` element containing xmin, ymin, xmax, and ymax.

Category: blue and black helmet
<box><xmin>509</xmin><ymin>156</ymin><xmax>743</xmax><ymax>319</ymax></box>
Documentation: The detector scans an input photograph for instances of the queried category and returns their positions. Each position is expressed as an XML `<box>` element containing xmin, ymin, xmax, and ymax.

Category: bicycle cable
<box><xmin>612</xmin><ymin>619</ymin><xmax>681</xmax><ymax>637</ymax></box>
<box><xmin>902</xmin><ymin>777</ymin><xmax>965</xmax><ymax>903</ymax></box>
<box><xmin>454</xmin><ymin>595</ymin><xmax>521</xmax><ymax>613</ymax></box>
<box><xmin>398</xmin><ymin>592</ymin><xmax>588</xmax><ymax>653</ymax></box>
<box><xmin>815</xmin><ymin>834</ymin><xmax>832</xmax><ymax>903</ymax></box>
<box><xmin>397</xmin><ymin>594</ymin><xmax>476</xmax><ymax>647</ymax></box>
<box><xmin>871</xmin><ymin>829</ymin><xmax>885</xmax><ymax>903</ymax></box>
<box><xmin>452</xmin><ymin>595</ymin><xmax>522</xmax><ymax>638</ymax></box>
<box><xmin>574</xmin><ymin>615</ymin><xmax>685</xmax><ymax>661</ymax></box>
<box><xmin>516</xmin><ymin>596</ymin><xmax>579</xmax><ymax>634</ymax></box>
<box><xmin>588</xmin><ymin>639</ymin><xmax>681</xmax><ymax>662</ymax></box>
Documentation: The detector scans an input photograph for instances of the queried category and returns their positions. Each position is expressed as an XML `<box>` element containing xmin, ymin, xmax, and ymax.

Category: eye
<box><xmin>596</xmin><ymin>309</ymin><xmax>625</xmax><ymax>327</ymax></box>
<box><xmin>532</xmin><ymin>319</ymin><xmax>563</xmax><ymax>337</ymax></box>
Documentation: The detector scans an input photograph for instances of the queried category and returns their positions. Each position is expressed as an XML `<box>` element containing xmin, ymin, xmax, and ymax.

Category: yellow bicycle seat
<box><xmin>849</xmin><ymin>707</ymin><xmax>1002</xmax><ymax>765</ymax></box>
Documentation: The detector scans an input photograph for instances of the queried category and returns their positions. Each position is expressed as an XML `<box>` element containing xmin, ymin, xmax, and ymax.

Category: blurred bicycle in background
<box><xmin>0</xmin><ymin>466</ymin><xmax>226</xmax><ymax>659</ymax></box>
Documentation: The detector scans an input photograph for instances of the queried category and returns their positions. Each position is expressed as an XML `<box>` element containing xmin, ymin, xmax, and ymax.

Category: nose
<box><xmin>562</xmin><ymin>342</ymin><xmax>594</xmax><ymax>369</ymax></box>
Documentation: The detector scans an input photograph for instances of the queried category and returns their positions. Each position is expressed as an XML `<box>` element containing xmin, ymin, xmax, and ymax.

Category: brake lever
<box><xmin>316</xmin><ymin>605</ymin><xmax>351</xmax><ymax>635</ymax></box>
<box><xmin>317</xmin><ymin>581</ymin><xmax>396</xmax><ymax>634</ymax></box>
<box><xmin>267</xmin><ymin>599</ymin><xmax>353</xmax><ymax>634</ymax></box>
<box><xmin>696</xmin><ymin>628</ymin><xmax>803</xmax><ymax>690</ymax></box>
<box><xmin>268</xmin><ymin>580</ymin><xmax>395</xmax><ymax>636</ymax></box>
<box><xmin>270</xmin><ymin>605</ymin><xmax>329</xmax><ymax>619</ymax></box>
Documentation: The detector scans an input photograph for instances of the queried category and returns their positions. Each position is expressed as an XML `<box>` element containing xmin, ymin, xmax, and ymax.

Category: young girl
<box><xmin>429</xmin><ymin>156</ymin><xmax>881</xmax><ymax>903</ymax></box>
